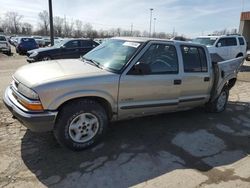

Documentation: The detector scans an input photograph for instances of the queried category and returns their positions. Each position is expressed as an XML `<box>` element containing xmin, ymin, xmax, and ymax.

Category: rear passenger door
<box><xmin>238</xmin><ymin>37</ymin><xmax>247</xmax><ymax>55</ymax></box>
<box><xmin>179</xmin><ymin>45</ymin><xmax>212</xmax><ymax>108</ymax></box>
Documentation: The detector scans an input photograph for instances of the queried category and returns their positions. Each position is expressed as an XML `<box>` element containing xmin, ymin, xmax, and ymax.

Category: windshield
<box><xmin>83</xmin><ymin>39</ymin><xmax>142</xmax><ymax>72</ymax></box>
<box><xmin>192</xmin><ymin>37</ymin><xmax>217</xmax><ymax>46</ymax></box>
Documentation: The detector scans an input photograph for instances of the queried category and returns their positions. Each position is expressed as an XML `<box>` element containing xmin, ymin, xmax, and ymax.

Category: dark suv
<box><xmin>16</xmin><ymin>37</ymin><xmax>39</xmax><ymax>55</ymax></box>
<box><xmin>27</xmin><ymin>38</ymin><xmax>99</xmax><ymax>63</ymax></box>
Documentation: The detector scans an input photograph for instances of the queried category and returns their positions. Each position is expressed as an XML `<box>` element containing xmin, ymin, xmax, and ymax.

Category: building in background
<box><xmin>239</xmin><ymin>11</ymin><xmax>250</xmax><ymax>49</ymax></box>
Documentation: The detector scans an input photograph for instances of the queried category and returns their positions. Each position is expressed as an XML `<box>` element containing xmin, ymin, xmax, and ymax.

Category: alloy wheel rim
<box><xmin>68</xmin><ymin>113</ymin><xmax>99</xmax><ymax>143</ymax></box>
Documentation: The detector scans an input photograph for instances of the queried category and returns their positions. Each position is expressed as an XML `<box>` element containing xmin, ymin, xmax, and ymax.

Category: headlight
<box><xmin>17</xmin><ymin>83</ymin><xmax>39</xmax><ymax>100</ymax></box>
<box><xmin>30</xmin><ymin>51</ymin><xmax>38</xmax><ymax>57</ymax></box>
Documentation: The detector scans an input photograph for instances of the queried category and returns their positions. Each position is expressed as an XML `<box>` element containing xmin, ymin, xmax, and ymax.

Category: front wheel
<box><xmin>206</xmin><ymin>88</ymin><xmax>229</xmax><ymax>113</ymax></box>
<box><xmin>53</xmin><ymin>99</ymin><xmax>108</xmax><ymax>151</ymax></box>
<box><xmin>41</xmin><ymin>56</ymin><xmax>51</xmax><ymax>61</ymax></box>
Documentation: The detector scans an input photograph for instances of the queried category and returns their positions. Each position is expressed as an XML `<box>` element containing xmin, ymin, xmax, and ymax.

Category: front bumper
<box><xmin>27</xmin><ymin>57</ymin><xmax>37</xmax><ymax>63</ymax></box>
<box><xmin>3</xmin><ymin>86</ymin><xmax>58</xmax><ymax>132</ymax></box>
<box><xmin>0</xmin><ymin>47</ymin><xmax>10</xmax><ymax>52</ymax></box>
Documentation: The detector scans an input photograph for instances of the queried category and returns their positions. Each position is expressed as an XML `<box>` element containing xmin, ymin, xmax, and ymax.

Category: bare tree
<box><xmin>38</xmin><ymin>10</ymin><xmax>49</xmax><ymax>35</ymax></box>
<box><xmin>83</xmin><ymin>23</ymin><xmax>93</xmax><ymax>37</ymax></box>
<box><xmin>54</xmin><ymin>16</ymin><xmax>64</xmax><ymax>36</ymax></box>
<box><xmin>63</xmin><ymin>18</ymin><xmax>74</xmax><ymax>37</ymax></box>
<box><xmin>21</xmin><ymin>22</ymin><xmax>33</xmax><ymax>35</ymax></box>
<box><xmin>3</xmin><ymin>11</ymin><xmax>23</xmax><ymax>34</ymax></box>
<box><xmin>74</xmin><ymin>19</ymin><xmax>83</xmax><ymax>37</ymax></box>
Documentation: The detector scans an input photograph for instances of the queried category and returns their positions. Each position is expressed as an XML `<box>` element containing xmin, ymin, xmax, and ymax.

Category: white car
<box><xmin>0</xmin><ymin>35</ymin><xmax>11</xmax><ymax>56</ymax></box>
<box><xmin>193</xmin><ymin>35</ymin><xmax>247</xmax><ymax>61</ymax></box>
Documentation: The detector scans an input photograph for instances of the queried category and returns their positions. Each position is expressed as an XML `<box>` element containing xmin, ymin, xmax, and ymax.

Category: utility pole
<box><xmin>48</xmin><ymin>0</ymin><xmax>54</xmax><ymax>46</ymax></box>
<box><xmin>149</xmin><ymin>8</ymin><xmax>153</xmax><ymax>37</ymax></box>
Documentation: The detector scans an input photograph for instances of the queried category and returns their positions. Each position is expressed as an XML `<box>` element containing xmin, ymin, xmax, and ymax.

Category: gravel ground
<box><xmin>0</xmin><ymin>52</ymin><xmax>250</xmax><ymax>188</ymax></box>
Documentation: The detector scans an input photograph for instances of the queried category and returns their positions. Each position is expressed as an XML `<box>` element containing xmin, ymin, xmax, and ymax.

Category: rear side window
<box><xmin>217</xmin><ymin>37</ymin><xmax>237</xmax><ymax>47</ymax></box>
<box><xmin>238</xmin><ymin>37</ymin><xmax>245</xmax><ymax>45</ymax></box>
<box><xmin>181</xmin><ymin>46</ymin><xmax>208</xmax><ymax>73</ymax></box>
<box><xmin>21</xmin><ymin>38</ymin><xmax>35</xmax><ymax>43</ymax></box>
<box><xmin>82</xmin><ymin>40</ymin><xmax>95</xmax><ymax>48</ymax></box>
<box><xmin>65</xmin><ymin>40</ymin><xmax>79</xmax><ymax>48</ymax></box>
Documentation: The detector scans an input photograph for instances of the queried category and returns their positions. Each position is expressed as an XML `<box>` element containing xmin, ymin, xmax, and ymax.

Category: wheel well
<box><xmin>226</xmin><ymin>78</ymin><xmax>237</xmax><ymax>90</ymax></box>
<box><xmin>57</xmin><ymin>97</ymin><xmax>113</xmax><ymax>120</ymax></box>
<box><xmin>236</xmin><ymin>53</ymin><xmax>243</xmax><ymax>58</ymax></box>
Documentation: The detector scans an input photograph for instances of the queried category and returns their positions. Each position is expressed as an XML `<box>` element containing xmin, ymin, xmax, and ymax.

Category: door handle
<box><xmin>204</xmin><ymin>77</ymin><xmax>210</xmax><ymax>82</ymax></box>
<box><xmin>174</xmin><ymin>79</ymin><xmax>182</xmax><ymax>85</ymax></box>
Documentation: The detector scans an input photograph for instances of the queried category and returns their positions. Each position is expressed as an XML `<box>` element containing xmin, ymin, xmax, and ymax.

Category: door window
<box><xmin>137</xmin><ymin>44</ymin><xmax>179</xmax><ymax>74</ymax></box>
<box><xmin>181</xmin><ymin>46</ymin><xmax>208</xmax><ymax>72</ymax></box>
<box><xmin>65</xmin><ymin>40</ymin><xmax>79</xmax><ymax>48</ymax></box>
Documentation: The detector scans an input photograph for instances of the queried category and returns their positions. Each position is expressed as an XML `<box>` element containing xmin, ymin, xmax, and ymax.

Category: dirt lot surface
<box><xmin>0</xmin><ymin>52</ymin><xmax>250</xmax><ymax>188</ymax></box>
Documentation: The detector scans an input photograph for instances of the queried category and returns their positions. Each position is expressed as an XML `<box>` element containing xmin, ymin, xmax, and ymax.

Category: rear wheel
<box><xmin>53</xmin><ymin>99</ymin><xmax>108</xmax><ymax>151</ymax></box>
<box><xmin>206</xmin><ymin>87</ymin><xmax>229</xmax><ymax>113</ymax></box>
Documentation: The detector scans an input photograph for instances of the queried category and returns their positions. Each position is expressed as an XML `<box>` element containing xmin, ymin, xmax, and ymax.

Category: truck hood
<box><xmin>13</xmin><ymin>59</ymin><xmax>110</xmax><ymax>87</ymax></box>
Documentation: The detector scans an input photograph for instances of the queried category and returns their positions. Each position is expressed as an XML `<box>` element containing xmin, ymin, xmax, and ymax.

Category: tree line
<box><xmin>0</xmin><ymin>10</ymin><xmax>238</xmax><ymax>39</ymax></box>
<box><xmin>0</xmin><ymin>10</ymin><xmax>175</xmax><ymax>39</ymax></box>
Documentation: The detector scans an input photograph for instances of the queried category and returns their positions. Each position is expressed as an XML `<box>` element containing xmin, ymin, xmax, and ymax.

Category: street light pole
<box><xmin>149</xmin><ymin>8</ymin><xmax>153</xmax><ymax>37</ymax></box>
<box><xmin>153</xmin><ymin>18</ymin><xmax>156</xmax><ymax>36</ymax></box>
<box><xmin>48</xmin><ymin>0</ymin><xmax>54</xmax><ymax>46</ymax></box>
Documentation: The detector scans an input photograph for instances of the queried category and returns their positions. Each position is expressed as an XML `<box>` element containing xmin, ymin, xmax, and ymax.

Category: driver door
<box><xmin>61</xmin><ymin>40</ymin><xmax>81</xmax><ymax>59</ymax></box>
<box><xmin>118</xmin><ymin>42</ymin><xmax>181</xmax><ymax>119</ymax></box>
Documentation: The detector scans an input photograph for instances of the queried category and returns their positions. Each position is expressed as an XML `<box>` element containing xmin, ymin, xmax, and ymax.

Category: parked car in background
<box><xmin>0</xmin><ymin>35</ymin><xmax>11</xmax><ymax>56</ymax></box>
<box><xmin>12</xmin><ymin>37</ymin><xmax>19</xmax><ymax>47</ymax></box>
<box><xmin>246</xmin><ymin>50</ymin><xmax>250</xmax><ymax>61</ymax></box>
<box><xmin>27</xmin><ymin>38</ymin><xmax>99</xmax><ymax>62</ymax></box>
<box><xmin>171</xmin><ymin>36</ymin><xmax>188</xmax><ymax>41</ymax></box>
<box><xmin>192</xmin><ymin>35</ymin><xmax>247</xmax><ymax>61</ymax></box>
<box><xmin>16</xmin><ymin>37</ymin><xmax>39</xmax><ymax>55</ymax></box>
<box><xmin>32</xmin><ymin>36</ymin><xmax>45</xmax><ymax>47</ymax></box>
<box><xmin>4</xmin><ymin>37</ymin><xmax>244</xmax><ymax>151</ymax></box>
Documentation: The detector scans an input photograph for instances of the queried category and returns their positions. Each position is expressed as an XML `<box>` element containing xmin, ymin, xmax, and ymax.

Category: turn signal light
<box><xmin>18</xmin><ymin>99</ymin><xmax>44</xmax><ymax>111</ymax></box>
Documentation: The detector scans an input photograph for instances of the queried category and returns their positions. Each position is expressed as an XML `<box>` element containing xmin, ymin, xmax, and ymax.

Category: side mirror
<box><xmin>60</xmin><ymin>45</ymin><xmax>66</xmax><ymax>49</ymax></box>
<box><xmin>217</xmin><ymin>43</ymin><xmax>222</xmax><ymax>47</ymax></box>
<box><xmin>128</xmin><ymin>62</ymin><xmax>151</xmax><ymax>75</ymax></box>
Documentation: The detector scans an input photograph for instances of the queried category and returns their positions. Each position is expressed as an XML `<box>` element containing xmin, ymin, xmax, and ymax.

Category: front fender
<box><xmin>47</xmin><ymin>90</ymin><xmax>117</xmax><ymax>112</ymax></box>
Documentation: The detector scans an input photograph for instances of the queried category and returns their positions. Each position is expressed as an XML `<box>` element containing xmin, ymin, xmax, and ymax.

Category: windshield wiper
<box><xmin>82</xmin><ymin>57</ymin><xmax>102</xmax><ymax>69</ymax></box>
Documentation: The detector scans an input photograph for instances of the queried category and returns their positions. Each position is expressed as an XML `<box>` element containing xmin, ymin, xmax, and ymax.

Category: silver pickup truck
<box><xmin>3</xmin><ymin>37</ymin><xmax>244</xmax><ymax>151</ymax></box>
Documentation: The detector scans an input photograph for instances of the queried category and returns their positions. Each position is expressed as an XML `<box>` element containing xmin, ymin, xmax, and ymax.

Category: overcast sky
<box><xmin>0</xmin><ymin>0</ymin><xmax>249</xmax><ymax>37</ymax></box>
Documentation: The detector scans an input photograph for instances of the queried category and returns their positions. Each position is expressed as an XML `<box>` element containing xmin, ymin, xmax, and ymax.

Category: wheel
<box><xmin>7</xmin><ymin>50</ymin><xmax>11</xmax><ymax>56</ymax></box>
<box><xmin>206</xmin><ymin>87</ymin><xmax>229</xmax><ymax>113</ymax></box>
<box><xmin>53</xmin><ymin>99</ymin><xmax>108</xmax><ymax>151</ymax></box>
<box><xmin>41</xmin><ymin>56</ymin><xmax>51</xmax><ymax>61</ymax></box>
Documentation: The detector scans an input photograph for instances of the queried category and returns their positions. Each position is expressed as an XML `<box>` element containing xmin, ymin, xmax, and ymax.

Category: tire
<box><xmin>41</xmin><ymin>56</ymin><xmax>51</xmax><ymax>61</ymax></box>
<box><xmin>53</xmin><ymin>99</ymin><xmax>108</xmax><ymax>151</ymax></box>
<box><xmin>206</xmin><ymin>87</ymin><xmax>229</xmax><ymax>113</ymax></box>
